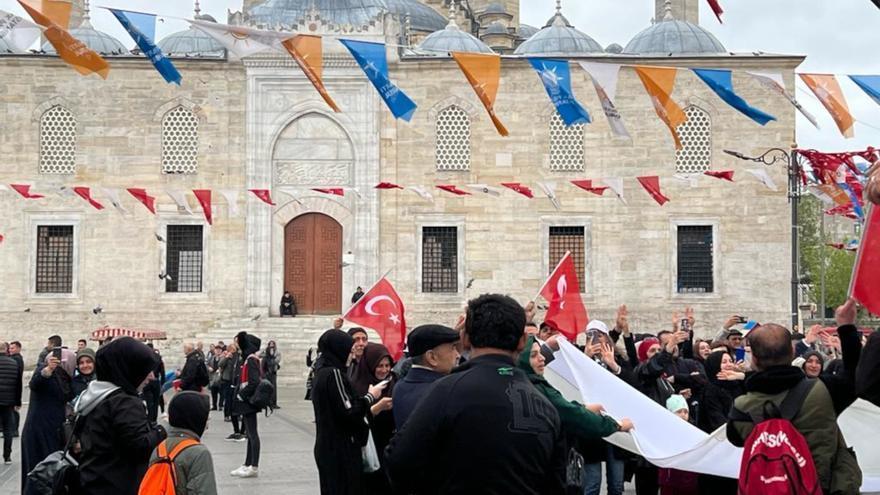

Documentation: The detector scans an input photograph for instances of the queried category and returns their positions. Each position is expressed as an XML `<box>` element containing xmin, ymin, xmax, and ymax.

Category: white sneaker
<box><xmin>230</xmin><ymin>465</ymin><xmax>249</xmax><ymax>477</ymax></box>
<box><xmin>240</xmin><ymin>466</ymin><xmax>259</xmax><ymax>478</ymax></box>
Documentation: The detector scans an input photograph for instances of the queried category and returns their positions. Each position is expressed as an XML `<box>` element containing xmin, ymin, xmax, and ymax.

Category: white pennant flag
<box><xmin>746</xmin><ymin>168</ymin><xmax>779</xmax><ymax>191</ymax></box>
<box><xmin>747</xmin><ymin>71</ymin><xmax>820</xmax><ymax>130</ymax></box>
<box><xmin>219</xmin><ymin>189</ymin><xmax>240</xmax><ymax>217</ymax></box>
<box><xmin>0</xmin><ymin>184</ymin><xmax>8</xmax><ymax>193</ymax></box>
<box><xmin>601</xmin><ymin>177</ymin><xmax>627</xmax><ymax>204</ymax></box>
<box><xmin>345</xmin><ymin>187</ymin><xmax>364</xmax><ymax>200</ymax></box>
<box><xmin>277</xmin><ymin>186</ymin><xmax>308</xmax><ymax>209</ymax></box>
<box><xmin>166</xmin><ymin>190</ymin><xmax>193</xmax><ymax>214</ymax></box>
<box><xmin>408</xmin><ymin>186</ymin><xmax>434</xmax><ymax>202</ymax></box>
<box><xmin>465</xmin><ymin>184</ymin><xmax>502</xmax><ymax>197</ymax></box>
<box><xmin>536</xmin><ymin>182</ymin><xmax>561</xmax><ymax>211</ymax></box>
<box><xmin>56</xmin><ymin>186</ymin><xmax>77</xmax><ymax>199</ymax></box>
<box><xmin>579</xmin><ymin>62</ymin><xmax>631</xmax><ymax>139</ymax></box>
<box><xmin>672</xmin><ymin>174</ymin><xmax>700</xmax><ymax>188</ymax></box>
<box><xmin>101</xmin><ymin>188</ymin><xmax>129</xmax><ymax>214</ymax></box>
<box><xmin>188</xmin><ymin>19</ymin><xmax>289</xmax><ymax>60</ymax></box>
<box><xmin>806</xmin><ymin>185</ymin><xmax>834</xmax><ymax>206</ymax></box>
<box><xmin>0</xmin><ymin>10</ymin><xmax>43</xmax><ymax>53</ymax></box>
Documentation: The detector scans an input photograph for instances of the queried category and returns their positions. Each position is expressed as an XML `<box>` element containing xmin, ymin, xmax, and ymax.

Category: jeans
<box><xmin>0</xmin><ymin>405</ymin><xmax>13</xmax><ymax>460</ymax></box>
<box><xmin>583</xmin><ymin>445</ymin><xmax>625</xmax><ymax>495</ymax></box>
<box><xmin>243</xmin><ymin>412</ymin><xmax>260</xmax><ymax>467</ymax></box>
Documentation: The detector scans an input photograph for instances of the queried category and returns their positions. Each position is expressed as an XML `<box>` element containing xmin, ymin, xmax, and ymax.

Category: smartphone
<box><xmin>378</xmin><ymin>378</ymin><xmax>392</xmax><ymax>388</ymax></box>
<box><xmin>736</xmin><ymin>316</ymin><xmax>749</xmax><ymax>324</ymax></box>
<box><xmin>734</xmin><ymin>348</ymin><xmax>746</xmax><ymax>362</ymax></box>
<box><xmin>680</xmin><ymin>319</ymin><xmax>691</xmax><ymax>333</ymax></box>
<box><xmin>587</xmin><ymin>330</ymin><xmax>601</xmax><ymax>346</ymax></box>
<box><xmin>52</xmin><ymin>347</ymin><xmax>62</xmax><ymax>360</ymax></box>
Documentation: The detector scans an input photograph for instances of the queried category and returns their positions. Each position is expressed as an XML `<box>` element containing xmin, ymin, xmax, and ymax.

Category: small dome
<box><xmin>483</xmin><ymin>22</ymin><xmax>509</xmax><ymax>35</ymax></box>
<box><xmin>624</xmin><ymin>9</ymin><xmax>726</xmax><ymax>55</ymax></box>
<box><xmin>42</xmin><ymin>20</ymin><xmax>128</xmax><ymax>56</ymax></box>
<box><xmin>194</xmin><ymin>13</ymin><xmax>218</xmax><ymax>23</ymax></box>
<box><xmin>246</xmin><ymin>0</ymin><xmax>447</xmax><ymax>33</ymax></box>
<box><xmin>0</xmin><ymin>37</ymin><xmax>17</xmax><ymax>54</ymax></box>
<box><xmin>418</xmin><ymin>19</ymin><xmax>494</xmax><ymax>56</ymax></box>
<box><xmin>517</xmin><ymin>24</ymin><xmax>539</xmax><ymax>39</ymax></box>
<box><xmin>482</xmin><ymin>2</ymin><xmax>509</xmax><ymax>15</ymax></box>
<box><xmin>605</xmin><ymin>43</ymin><xmax>623</xmax><ymax>54</ymax></box>
<box><xmin>514</xmin><ymin>11</ymin><xmax>603</xmax><ymax>56</ymax></box>
<box><xmin>158</xmin><ymin>27</ymin><xmax>226</xmax><ymax>58</ymax></box>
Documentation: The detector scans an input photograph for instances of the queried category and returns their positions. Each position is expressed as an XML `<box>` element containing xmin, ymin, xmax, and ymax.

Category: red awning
<box><xmin>90</xmin><ymin>327</ymin><xmax>167</xmax><ymax>341</ymax></box>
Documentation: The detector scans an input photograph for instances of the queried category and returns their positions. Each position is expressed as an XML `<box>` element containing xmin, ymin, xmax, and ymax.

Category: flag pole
<box><xmin>342</xmin><ymin>268</ymin><xmax>392</xmax><ymax>320</ymax></box>
<box><xmin>533</xmin><ymin>251</ymin><xmax>571</xmax><ymax>303</ymax></box>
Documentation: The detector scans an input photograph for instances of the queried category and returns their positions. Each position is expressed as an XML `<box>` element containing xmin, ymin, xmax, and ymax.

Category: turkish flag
<box><xmin>852</xmin><ymin>205</ymin><xmax>880</xmax><ymax>315</ymax></box>
<box><xmin>571</xmin><ymin>179</ymin><xmax>609</xmax><ymax>196</ymax></box>
<box><xmin>637</xmin><ymin>176</ymin><xmax>670</xmax><ymax>206</ymax></box>
<box><xmin>538</xmin><ymin>252</ymin><xmax>588</xmax><ymax>342</ymax></box>
<box><xmin>501</xmin><ymin>182</ymin><xmax>534</xmax><ymax>198</ymax></box>
<box><xmin>706</xmin><ymin>0</ymin><xmax>724</xmax><ymax>22</ymax></box>
<box><xmin>436</xmin><ymin>185</ymin><xmax>471</xmax><ymax>196</ymax></box>
<box><xmin>193</xmin><ymin>189</ymin><xmax>213</xmax><ymax>225</ymax></box>
<box><xmin>704</xmin><ymin>170</ymin><xmax>735</xmax><ymax>182</ymax></box>
<box><xmin>73</xmin><ymin>187</ymin><xmax>104</xmax><ymax>210</ymax></box>
<box><xmin>127</xmin><ymin>188</ymin><xmax>156</xmax><ymax>214</ymax></box>
<box><xmin>345</xmin><ymin>278</ymin><xmax>407</xmax><ymax>361</ymax></box>
<box><xmin>10</xmin><ymin>184</ymin><xmax>44</xmax><ymax>199</ymax></box>
<box><xmin>313</xmin><ymin>188</ymin><xmax>345</xmax><ymax>196</ymax></box>
<box><xmin>375</xmin><ymin>182</ymin><xmax>403</xmax><ymax>190</ymax></box>
<box><xmin>249</xmin><ymin>189</ymin><xmax>276</xmax><ymax>206</ymax></box>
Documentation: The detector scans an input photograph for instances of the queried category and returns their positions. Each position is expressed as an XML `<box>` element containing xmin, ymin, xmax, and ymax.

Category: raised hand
<box><xmin>835</xmin><ymin>298</ymin><xmax>858</xmax><ymax>327</ymax></box>
<box><xmin>616</xmin><ymin>304</ymin><xmax>630</xmax><ymax>336</ymax></box>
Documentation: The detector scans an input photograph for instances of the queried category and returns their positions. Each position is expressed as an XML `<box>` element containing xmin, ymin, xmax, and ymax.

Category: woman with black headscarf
<box><xmin>312</xmin><ymin>329</ymin><xmax>387</xmax><ymax>495</ymax></box>
<box><xmin>696</xmin><ymin>350</ymin><xmax>744</xmax><ymax>494</ymax></box>
<box><xmin>229</xmin><ymin>331</ymin><xmax>263</xmax><ymax>479</ymax></box>
<box><xmin>75</xmin><ymin>336</ymin><xmax>167</xmax><ymax>495</ymax></box>
<box><xmin>360</xmin><ymin>343</ymin><xmax>397</xmax><ymax>494</ymax></box>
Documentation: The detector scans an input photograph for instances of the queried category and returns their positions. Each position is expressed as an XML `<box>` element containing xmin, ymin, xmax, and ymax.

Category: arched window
<box><xmin>435</xmin><ymin>106</ymin><xmax>471</xmax><ymax>171</ymax></box>
<box><xmin>549</xmin><ymin>113</ymin><xmax>585</xmax><ymax>172</ymax></box>
<box><xmin>39</xmin><ymin>106</ymin><xmax>76</xmax><ymax>174</ymax></box>
<box><xmin>675</xmin><ymin>106</ymin><xmax>712</xmax><ymax>174</ymax></box>
<box><xmin>162</xmin><ymin>106</ymin><xmax>199</xmax><ymax>174</ymax></box>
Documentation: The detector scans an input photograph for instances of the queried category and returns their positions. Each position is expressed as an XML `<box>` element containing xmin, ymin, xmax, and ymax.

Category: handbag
<box><xmin>25</xmin><ymin>415</ymin><xmax>83</xmax><ymax>495</ymax></box>
<box><xmin>565</xmin><ymin>448</ymin><xmax>585</xmax><ymax>493</ymax></box>
<box><xmin>361</xmin><ymin>429</ymin><xmax>381</xmax><ymax>473</ymax></box>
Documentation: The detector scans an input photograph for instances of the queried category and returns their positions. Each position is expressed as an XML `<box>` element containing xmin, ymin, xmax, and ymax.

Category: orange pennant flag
<box><xmin>800</xmin><ymin>74</ymin><xmax>855</xmax><ymax>139</ymax></box>
<box><xmin>39</xmin><ymin>0</ymin><xmax>72</xmax><ymax>29</ymax></box>
<box><xmin>18</xmin><ymin>0</ymin><xmax>109</xmax><ymax>78</ymax></box>
<box><xmin>451</xmin><ymin>52</ymin><xmax>509</xmax><ymax>136</ymax></box>
<box><xmin>282</xmin><ymin>35</ymin><xmax>340</xmax><ymax>113</ymax></box>
<box><xmin>634</xmin><ymin>66</ymin><xmax>687</xmax><ymax>150</ymax></box>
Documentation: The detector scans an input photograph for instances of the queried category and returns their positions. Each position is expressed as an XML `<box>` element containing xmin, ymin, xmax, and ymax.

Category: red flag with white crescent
<box><xmin>851</xmin><ymin>206</ymin><xmax>880</xmax><ymax>315</ymax></box>
<box><xmin>127</xmin><ymin>188</ymin><xmax>157</xmax><ymax>214</ymax></box>
<box><xmin>248</xmin><ymin>189</ymin><xmax>276</xmax><ymax>206</ymax></box>
<box><xmin>538</xmin><ymin>252</ymin><xmax>588</xmax><ymax>342</ymax></box>
<box><xmin>73</xmin><ymin>187</ymin><xmax>105</xmax><ymax>210</ymax></box>
<box><xmin>344</xmin><ymin>278</ymin><xmax>407</xmax><ymax>361</ymax></box>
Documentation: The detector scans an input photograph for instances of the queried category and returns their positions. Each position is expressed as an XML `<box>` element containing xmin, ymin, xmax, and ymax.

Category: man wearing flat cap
<box><xmin>392</xmin><ymin>325</ymin><xmax>460</xmax><ymax>428</ymax></box>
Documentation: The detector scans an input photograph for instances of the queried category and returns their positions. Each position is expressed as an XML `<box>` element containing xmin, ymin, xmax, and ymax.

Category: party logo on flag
<box><xmin>452</xmin><ymin>52</ymin><xmax>508</xmax><ymax>136</ymax></box>
<box><xmin>692</xmin><ymin>69</ymin><xmax>775</xmax><ymax>125</ymax></box>
<box><xmin>528</xmin><ymin>58</ymin><xmax>590</xmax><ymax>126</ymax></box>
<box><xmin>340</xmin><ymin>39</ymin><xmax>417</xmax><ymax>121</ymax></box>
<box><xmin>108</xmin><ymin>9</ymin><xmax>180</xmax><ymax>85</ymax></box>
<box><xmin>580</xmin><ymin>62</ymin><xmax>630</xmax><ymax>138</ymax></box>
<box><xmin>634</xmin><ymin>67</ymin><xmax>687</xmax><ymax>150</ymax></box>
<box><xmin>282</xmin><ymin>35</ymin><xmax>340</xmax><ymax>113</ymax></box>
<box><xmin>800</xmin><ymin>74</ymin><xmax>855</xmax><ymax>138</ymax></box>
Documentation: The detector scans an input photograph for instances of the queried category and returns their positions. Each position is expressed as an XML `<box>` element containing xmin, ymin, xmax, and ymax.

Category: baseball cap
<box><xmin>586</xmin><ymin>320</ymin><xmax>609</xmax><ymax>335</ymax></box>
<box><xmin>407</xmin><ymin>325</ymin><xmax>460</xmax><ymax>357</ymax></box>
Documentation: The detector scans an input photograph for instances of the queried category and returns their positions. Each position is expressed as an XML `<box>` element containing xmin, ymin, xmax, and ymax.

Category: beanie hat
<box><xmin>168</xmin><ymin>391</ymin><xmax>210</xmax><ymax>437</ymax></box>
<box><xmin>76</xmin><ymin>347</ymin><xmax>96</xmax><ymax>365</ymax></box>
<box><xmin>637</xmin><ymin>338</ymin><xmax>660</xmax><ymax>363</ymax></box>
<box><xmin>666</xmin><ymin>394</ymin><xmax>689</xmax><ymax>414</ymax></box>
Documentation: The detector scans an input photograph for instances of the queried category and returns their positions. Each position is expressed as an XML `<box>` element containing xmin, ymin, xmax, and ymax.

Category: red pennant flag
<box><xmin>192</xmin><ymin>189</ymin><xmax>213</xmax><ymax>225</ymax></box>
<box><xmin>10</xmin><ymin>184</ymin><xmax>44</xmax><ymax>199</ymax></box>
<box><xmin>312</xmin><ymin>188</ymin><xmax>345</xmax><ymax>197</ymax></box>
<box><xmin>851</xmin><ymin>206</ymin><xmax>880</xmax><ymax>315</ymax></box>
<box><xmin>637</xmin><ymin>176</ymin><xmax>670</xmax><ymax>206</ymax></box>
<box><xmin>127</xmin><ymin>188</ymin><xmax>156</xmax><ymax>214</ymax></box>
<box><xmin>539</xmin><ymin>252</ymin><xmax>588</xmax><ymax>342</ymax></box>
<box><xmin>73</xmin><ymin>187</ymin><xmax>104</xmax><ymax>210</ymax></box>
<box><xmin>436</xmin><ymin>185</ymin><xmax>471</xmax><ymax>196</ymax></box>
<box><xmin>501</xmin><ymin>182</ymin><xmax>534</xmax><ymax>198</ymax></box>
<box><xmin>0</xmin><ymin>233</ymin><xmax>4</xmax><ymax>244</ymax></box>
<box><xmin>344</xmin><ymin>278</ymin><xmax>407</xmax><ymax>361</ymax></box>
<box><xmin>248</xmin><ymin>189</ymin><xmax>276</xmax><ymax>206</ymax></box>
<box><xmin>706</xmin><ymin>0</ymin><xmax>724</xmax><ymax>23</ymax></box>
<box><xmin>571</xmin><ymin>180</ymin><xmax>609</xmax><ymax>196</ymax></box>
<box><xmin>375</xmin><ymin>182</ymin><xmax>404</xmax><ymax>190</ymax></box>
<box><xmin>704</xmin><ymin>170</ymin><xmax>735</xmax><ymax>182</ymax></box>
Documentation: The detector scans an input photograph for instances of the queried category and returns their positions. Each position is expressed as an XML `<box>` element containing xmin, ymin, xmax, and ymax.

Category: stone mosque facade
<box><xmin>0</xmin><ymin>0</ymin><xmax>803</xmax><ymax>367</ymax></box>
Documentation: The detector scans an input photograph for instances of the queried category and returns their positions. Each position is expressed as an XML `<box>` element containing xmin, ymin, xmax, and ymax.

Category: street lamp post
<box><xmin>723</xmin><ymin>148</ymin><xmax>801</xmax><ymax>330</ymax></box>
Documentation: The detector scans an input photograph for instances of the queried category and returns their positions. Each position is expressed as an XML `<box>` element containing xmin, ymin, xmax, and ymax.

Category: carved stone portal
<box><xmin>273</xmin><ymin>113</ymin><xmax>354</xmax><ymax>186</ymax></box>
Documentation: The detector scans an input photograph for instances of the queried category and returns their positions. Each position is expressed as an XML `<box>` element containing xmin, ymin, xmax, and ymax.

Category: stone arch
<box><xmin>153</xmin><ymin>97</ymin><xmax>207</xmax><ymax>124</ymax></box>
<box><xmin>33</xmin><ymin>97</ymin><xmax>80</xmax><ymax>129</ymax></box>
<box><xmin>428</xmin><ymin>95</ymin><xmax>479</xmax><ymax>120</ymax></box>
<box><xmin>272</xmin><ymin>112</ymin><xmax>356</xmax><ymax>187</ymax></box>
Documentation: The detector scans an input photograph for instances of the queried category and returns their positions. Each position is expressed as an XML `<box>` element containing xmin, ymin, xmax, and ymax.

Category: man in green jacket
<box><xmin>148</xmin><ymin>391</ymin><xmax>218</xmax><ymax>495</ymax></box>
<box><xmin>726</xmin><ymin>324</ymin><xmax>860</xmax><ymax>495</ymax></box>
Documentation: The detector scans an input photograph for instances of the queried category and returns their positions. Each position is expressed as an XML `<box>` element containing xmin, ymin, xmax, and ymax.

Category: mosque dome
<box><xmin>624</xmin><ymin>4</ymin><xmax>725</xmax><ymax>55</ymax></box>
<box><xmin>517</xmin><ymin>24</ymin><xmax>539</xmax><ymax>39</ymax></box>
<box><xmin>514</xmin><ymin>7</ymin><xmax>603</xmax><ymax>56</ymax></box>
<box><xmin>158</xmin><ymin>9</ymin><xmax>226</xmax><ymax>58</ymax></box>
<box><xmin>42</xmin><ymin>16</ymin><xmax>128</xmax><ymax>56</ymax></box>
<box><xmin>418</xmin><ymin>15</ymin><xmax>494</xmax><ymax>56</ymax></box>
<box><xmin>483</xmin><ymin>22</ymin><xmax>509</xmax><ymax>36</ymax></box>
<box><xmin>246</xmin><ymin>0</ymin><xmax>447</xmax><ymax>33</ymax></box>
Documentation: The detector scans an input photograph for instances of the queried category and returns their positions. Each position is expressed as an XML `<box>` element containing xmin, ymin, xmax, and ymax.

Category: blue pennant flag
<box><xmin>108</xmin><ymin>9</ymin><xmax>181</xmax><ymax>85</ymax></box>
<box><xmin>850</xmin><ymin>75</ymin><xmax>880</xmax><ymax>106</ymax></box>
<box><xmin>528</xmin><ymin>58</ymin><xmax>590</xmax><ymax>126</ymax></box>
<box><xmin>339</xmin><ymin>39</ymin><xmax>417</xmax><ymax>121</ymax></box>
<box><xmin>692</xmin><ymin>69</ymin><xmax>775</xmax><ymax>125</ymax></box>
<box><xmin>838</xmin><ymin>181</ymin><xmax>865</xmax><ymax>220</ymax></box>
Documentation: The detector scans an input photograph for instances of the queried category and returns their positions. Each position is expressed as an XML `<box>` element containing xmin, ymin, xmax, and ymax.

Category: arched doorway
<box><xmin>284</xmin><ymin>213</ymin><xmax>342</xmax><ymax>315</ymax></box>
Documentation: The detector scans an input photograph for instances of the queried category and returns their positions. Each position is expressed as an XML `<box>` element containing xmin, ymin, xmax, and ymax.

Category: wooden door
<box><xmin>284</xmin><ymin>213</ymin><xmax>342</xmax><ymax>315</ymax></box>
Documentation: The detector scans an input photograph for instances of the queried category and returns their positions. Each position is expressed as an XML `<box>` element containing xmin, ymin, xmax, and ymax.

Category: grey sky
<box><xmin>2</xmin><ymin>0</ymin><xmax>879</xmax><ymax>151</ymax></box>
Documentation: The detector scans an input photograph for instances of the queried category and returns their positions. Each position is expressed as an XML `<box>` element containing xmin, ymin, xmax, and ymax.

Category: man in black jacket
<box><xmin>7</xmin><ymin>341</ymin><xmax>23</xmax><ymax>437</ymax></box>
<box><xmin>179</xmin><ymin>342</ymin><xmax>209</xmax><ymax>392</ymax></box>
<box><xmin>385</xmin><ymin>294</ymin><xmax>566</xmax><ymax>495</ymax></box>
<box><xmin>0</xmin><ymin>342</ymin><xmax>23</xmax><ymax>464</ymax></box>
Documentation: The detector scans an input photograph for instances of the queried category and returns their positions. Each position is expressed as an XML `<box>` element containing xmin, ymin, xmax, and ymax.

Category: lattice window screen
<box><xmin>549</xmin><ymin>226</ymin><xmax>585</xmax><ymax>288</ymax></box>
<box><xmin>677</xmin><ymin>225</ymin><xmax>714</xmax><ymax>294</ymax></box>
<box><xmin>675</xmin><ymin>106</ymin><xmax>712</xmax><ymax>174</ymax></box>
<box><xmin>39</xmin><ymin>106</ymin><xmax>76</xmax><ymax>174</ymax></box>
<box><xmin>549</xmin><ymin>114</ymin><xmax>585</xmax><ymax>172</ymax></box>
<box><xmin>435</xmin><ymin>106</ymin><xmax>471</xmax><ymax>171</ymax></box>
<box><xmin>162</xmin><ymin>106</ymin><xmax>199</xmax><ymax>174</ymax></box>
<box><xmin>422</xmin><ymin>226</ymin><xmax>458</xmax><ymax>293</ymax></box>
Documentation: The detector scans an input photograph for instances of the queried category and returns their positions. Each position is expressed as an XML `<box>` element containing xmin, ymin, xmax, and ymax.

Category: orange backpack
<box><xmin>138</xmin><ymin>438</ymin><xmax>200</xmax><ymax>495</ymax></box>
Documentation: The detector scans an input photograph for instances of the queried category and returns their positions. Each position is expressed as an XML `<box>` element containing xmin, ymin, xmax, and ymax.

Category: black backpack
<box><xmin>249</xmin><ymin>379</ymin><xmax>275</xmax><ymax>411</ymax></box>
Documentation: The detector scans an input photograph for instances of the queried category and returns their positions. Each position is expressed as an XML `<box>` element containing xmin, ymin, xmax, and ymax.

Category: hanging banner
<box><xmin>571</xmin><ymin>180</ymin><xmax>608</xmax><ymax>196</ymax></box>
<box><xmin>748</xmin><ymin>71</ymin><xmax>819</xmax><ymax>129</ymax></box>
<box><xmin>436</xmin><ymin>185</ymin><xmax>471</xmax><ymax>196</ymax></box>
<box><xmin>108</xmin><ymin>9</ymin><xmax>180</xmax><ymax>85</ymax></box>
<box><xmin>536</xmin><ymin>181</ymin><xmax>561</xmax><ymax>211</ymax></box>
<box><xmin>10</xmin><ymin>184</ymin><xmax>44</xmax><ymax>199</ymax></box>
<box><xmin>18</xmin><ymin>0</ymin><xmax>109</xmax><ymax>79</ymax></box>
<box><xmin>375</xmin><ymin>182</ymin><xmax>403</xmax><ymax>190</ymax></box>
<box><xmin>704</xmin><ymin>170</ymin><xmax>735</xmax><ymax>182</ymax></box>
<box><xmin>25</xmin><ymin>0</ymin><xmax>71</xmax><ymax>29</ymax></box>
<box><xmin>451</xmin><ymin>52</ymin><xmax>509</xmax><ymax>136</ymax></box>
<box><xmin>579</xmin><ymin>62</ymin><xmax>630</xmax><ymax>139</ymax></box>
<box><xmin>637</xmin><ymin>176</ymin><xmax>670</xmax><ymax>206</ymax></box>
<box><xmin>849</xmin><ymin>75</ymin><xmax>880</xmax><ymax>107</ymax></box>
<box><xmin>127</xmin><ymin>188</ymin><xmax>156</xmax><ymax>214</ymax></box>
<box><xmin>192</xmin><ymin>189</ymin><xmax>213</xmax><ymax>225</ymax></box>
<box><xmin>166</xmin><ymin>190</ymin><xmax>193</xmax><ymax>214</ymax></box>
<box><xmin>0</xmin><ymin>9</ymin><xmax>43</xmax><ymax>52</ymax></box>
<box><xmin>634</xmin><ymin>66</ymin><xmax>687</xmax><ymax>150</ymax></box>
<box><xmin>692</xmin><ymin>69</ymin><xmax>776</xmax><ymax>125</ymax></box>
<box><xmin>282</xmin><ymin>35</ymin><xmax>341</xmax><ymax>112</ymax></box>
<box><xmin>800</xmin><ymin>74</ymin><xmax>855</xmax><ymax>138</ymax></box>
<box><xmin>101</xmin><ymin>188</ymin><xmax>129</xmax><ymax>214</ymax></box>
<box><xmin>312</xmin><ymin>188</ymin><xmax>345</xmax><ymax>197</ymax></box>
<box><xmin>465</xmin><ymin>184</ymin><xmax>502</xmax><ymax>197</ymax></box>
<box><xmin>189</xmin><ymin>19</ymin><xmax>285</xmax><ymax>59</ymax></box>
<box><xmin>528</xmin><ymin>58</ymin><xmax>590</xmax><ymax>126</ymax></box>
<box><xmin>248</xmin><ymin>189</ymin><xmax>276</xmax><ymax>206</ymax></box>
<box><xmin>219</xmin><ymin>189</ymin><xmax>239</xmax><ymax>217</ymax></box>
<box><xmin>500</xmin><ymin>182</ymin><xmax>534</xmax><ymax>198</ymax></box>
<box><xmin>73</xmin><ymin>187</ymin><xmax>104</xmax><ymax>210</ymax></box>
<box><xmin>602</xmin><ymin>177</ymin><xmax>626</xmax><ymax>204</ymax></box>
<box><xmin>746</xmin><ymin>168</ymin><xmax>779</xmax><ymax>191</ymax></box>
<box><xmin>408</xmin><ymin>186</ymin><xmax>433</xmax><ymax>202</ymax></box>
<box><xmin>706</xmin><ymin>0</ymin><xmax>724</xmax><ymax>22</ymax></box>
<box><xmin>340</xmin><ymin>39</ymin><xmax>417</xmax><ymax>121</ymax></box>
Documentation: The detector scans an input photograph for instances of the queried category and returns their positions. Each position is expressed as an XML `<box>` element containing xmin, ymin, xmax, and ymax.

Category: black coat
<box><xmin>385</xmin><ymin>353</ymin><xmax>566</xmax><ymax>495</ymax></box>
<box><xmin>857</xmin><ymin>329</ymin><xmax>880</xmax><ymax>407</ymax></box>
<box><xmin>21</xmin><ymin>366</ymin><xmax>72</xmax><ymax>489</ymax></box>
<box><xmin>179</xmin><ymin>351</ymin><xmax>209</xmax><ymax>392</ymax></box>
<box><xmin>391</xmin><ymin>366</ymin><xmax>444</xmax><ymax>429</ymax></box>
<box><xmin>0</xmin><ymin>354</ymin><xmax>22</xmax><ymax>406</ymax></box>
<box><xmin>71</xmin><ymin>373</ymin><xmax>95</xmax><ymax>401</ymax></box>
<box><xmin>230</xmin><ymin>333</ymin><xmax>262</xmax><ymax>416</ymax></box>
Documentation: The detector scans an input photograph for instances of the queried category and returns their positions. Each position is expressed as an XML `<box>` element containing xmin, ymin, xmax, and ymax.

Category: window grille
<box><xmin>549</xmin><ymin>226</ymin><xmax>585</xmax><ymax>288</ymax></box>
<box><xmin>162</xmin><ymin>106</ymin><xmax>199</xmax><ymax>174</ymax></box>
<box><xmin>35</xmin><ymin>225</ymin><xmax>74</xmax><ymax>293</ymax></box>
<box><xmin>166</xmin><ymin>225</ymin><xmax>204</xmax><ymax>293</ymax></box>
<box><xmin>677</xmin><ymin>225</ymin><xmax>714</xmax><ymax>293</ymax></box>
<box><xmin>422</xmin><ymin>226</ymin><xmax>458</xmax><ymax>293</ymax></box>
<box><xmin>435</xmin><ymin>106</ymin><xmax>471</xmax><ymax>171</ymax></box>
<box><xmin>675</xmin><ymin>106</ymin><xmax>712</xmax><ymax>174</ymax></box>
<box><xmin>39</xmin><ymin>106</ymin><xmax>76</xmax><ymax>174</ymax></box>
<box><xmin>549</xmin><ymin>114</ymin><xmax>585</xmax><ymax>172</ymax></box>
